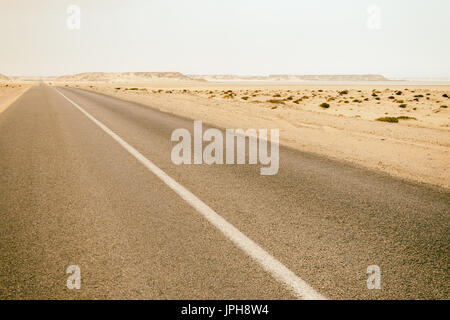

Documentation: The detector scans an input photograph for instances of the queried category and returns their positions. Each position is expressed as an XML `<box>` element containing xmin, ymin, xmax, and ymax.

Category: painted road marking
<box><xmin>54</xmin><ymin>87</ymin><xmax>326</xmax><ymax>300</ymax></box>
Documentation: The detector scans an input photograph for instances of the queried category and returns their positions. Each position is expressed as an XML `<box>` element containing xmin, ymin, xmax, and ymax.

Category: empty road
<box><xmin>0</xmin><ymin>83</ymin><xmax>448</xmax><ymax>299</ymax></box>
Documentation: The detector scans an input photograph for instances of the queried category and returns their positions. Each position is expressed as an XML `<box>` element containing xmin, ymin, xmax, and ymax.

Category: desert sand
<box><xmin>55</xmin><ymin>78</ymin><xmax>450</xmax><ymax>189</ymax></box>
<box><xmin>0</xmin><ymin>81</ymin><xmax>34</xmax><ymax>115</ymax></box>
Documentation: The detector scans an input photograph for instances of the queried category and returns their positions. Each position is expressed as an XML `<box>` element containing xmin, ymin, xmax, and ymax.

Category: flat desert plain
<box><xmin>56</xmin><ymin>81</ymin><xmax>450</xmax><ymax>189</ymax></box>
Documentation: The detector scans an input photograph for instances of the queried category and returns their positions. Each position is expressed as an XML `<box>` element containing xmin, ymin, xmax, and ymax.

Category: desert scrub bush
<box><xmin>353</xmin><ymin>99</ymin><xmax>362</xmax><ymax>103</ymax></box>
<box><xmin>128</xmin><ymin>88</ymin><xmax>139</xmax><ymax>90</ymax></box>
<box><xmin>443</xmin><ymin>93</ymin><xmax>449</xmax><ymax>98</ymax></box>
<box><xmin>320</xmin><ymin>103</ymin><xmax>330</xmax><ymax>109</ymax></box>
<box><xmin>273</xmin><ymin>93</ymin><xmax>281</xmax><ymax>97</ymax></box>
<box><xmin>397</xmin><ymin>116</ymin><xmax>417</xmax><ymax>120</ymax></box>
<box><xmin>414</xmin><ymin>94</ymin><xmax>424</xmax><ymax>98</ymax></box>
<box><xmin>399</xmin><ymin>104</ymin><xmax>407</xmax><ymax>108</ymax></box>
<box><xmin>395</xmin><ymin>99</ymin><xmax>404</xmax><ymax>103</ymax></box>
<box><xmin>338</xmin><ymin>90</ymin><xmax>349</xmax><ymax>95</ymax></box>
<box><xmin>388</xmin><ymin>96</ymin><xmax>395</xmax><ymax>99</ymax></box>
<box><xmin>286</xmin><ymin>96</ymin><xmax>293</xmax><ymax>100</ymax></box>
<box><xmin>293</xmin><ymin>99</ymin><xmax>302</xmax><ymax>104</ymax></box>
<box><xmin>267</xmin><ymin>99</ymin><xmax>285</xmax><ymax>104</ymax></box>
<box><xmin>396</xmin><ymin>91</ymin><xmax>402</xmax><ymax>95</ymax></box>
<box><xmin>241</xmin><ymin>96</ymin><xmax>249</xmax><ymax>100</ymax></box>
<box><xmin>440</xmin><ymin>105</ymin><xmax>448</xmax><ymax>108</ymax></box>
<box><xmin>376</xmin><ymin>117</ymin><xmax>398</xmax><ymax>123</ymax></box>
<box><xmin>375</xmin><ymin>97</ymin><xmax>381</xmax><ymax>100</ymax></box>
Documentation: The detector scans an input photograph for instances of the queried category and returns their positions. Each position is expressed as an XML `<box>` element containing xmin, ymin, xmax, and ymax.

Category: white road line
<box><xmin>54</xmin><ymin>87</ymin><xmax>326</xmax><ymax>300</ymax></box>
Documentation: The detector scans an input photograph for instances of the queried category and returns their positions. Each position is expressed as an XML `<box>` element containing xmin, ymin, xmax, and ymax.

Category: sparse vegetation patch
<box><xmin>267</xmin><ymin>99</ymin><xmax>285</xmax><ymax>104</ymax></box>
<box><xmin>376</xmin><ymin>117</ymin><xmax>398</xmax><ymax>123</ymax></box>
<box><xmin>397</xmin><ymin>116</ymin><xmax>417</xmax><ymax>120</ymax></box>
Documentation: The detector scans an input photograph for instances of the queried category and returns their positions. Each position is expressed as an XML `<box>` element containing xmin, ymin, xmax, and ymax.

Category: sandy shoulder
<box><xmin>59</xmin><ymin>82</ymin><xmax>450</xmax><ymax>189</ymax></box>
<box><xmin>0</xmin><ymin>82</ymin><xmax>35</xmax><ymax>115</ymax></box>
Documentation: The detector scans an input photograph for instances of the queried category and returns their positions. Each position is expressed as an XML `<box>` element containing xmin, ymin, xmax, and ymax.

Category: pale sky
<box><xmin>1</xmin><ymin>0</ymin><xmax>449</xmax><ymax>77</ymax></box>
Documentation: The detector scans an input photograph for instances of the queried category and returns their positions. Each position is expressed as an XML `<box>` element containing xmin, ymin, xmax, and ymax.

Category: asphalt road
<box><xmin>0</xmin><ymin>83</ymin><xmax>448</xmax><ymax>299</ymax></box>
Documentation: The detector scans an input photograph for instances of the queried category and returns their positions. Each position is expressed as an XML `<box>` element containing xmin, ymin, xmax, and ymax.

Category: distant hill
<box><xmin>268</xmin><ymin>74</ymin><xmax>389</xmax><ymax>81</ymax></box>
<box><xmin>57</xmin><ymin>72</ymin><xmax>204</xmax><ymax>82</ymax></box>
<box><xmin>0</xmin><ymin>73</ymin><xmax>10</xmax><ymax>81</ymax></box>
<box><xmin>55</xmin><ymin>72</ymin><xmax>390</xmax><ymax>83</ymax></box>
<box><xmin>189</xmin><ymin>74</ymin><xmax>390</xmax><ymax>82</ymax></box>
<box><xmin>189</xmin><ymin>75</ymin><xmax>268</xmax><ymax>81</ymax></box>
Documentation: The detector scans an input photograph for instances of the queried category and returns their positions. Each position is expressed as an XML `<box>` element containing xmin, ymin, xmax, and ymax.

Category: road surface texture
<box><xmin>0</xmin><ymin>83</ymin><xmax>448</xmax><ymax>299</ymax></box>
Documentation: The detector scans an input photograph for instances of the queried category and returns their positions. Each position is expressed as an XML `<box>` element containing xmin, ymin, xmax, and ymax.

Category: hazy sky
<box><xmin>1</xmin><ymin>0</ymin><xmax>449</xmax><ymax>77</ymax></box>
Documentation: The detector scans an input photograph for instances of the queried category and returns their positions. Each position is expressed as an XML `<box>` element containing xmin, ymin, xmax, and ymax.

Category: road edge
<box><xmin>0</xmin><ymin>84</ymin><xmax>34</xmax><ymax>116</ymax></box>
